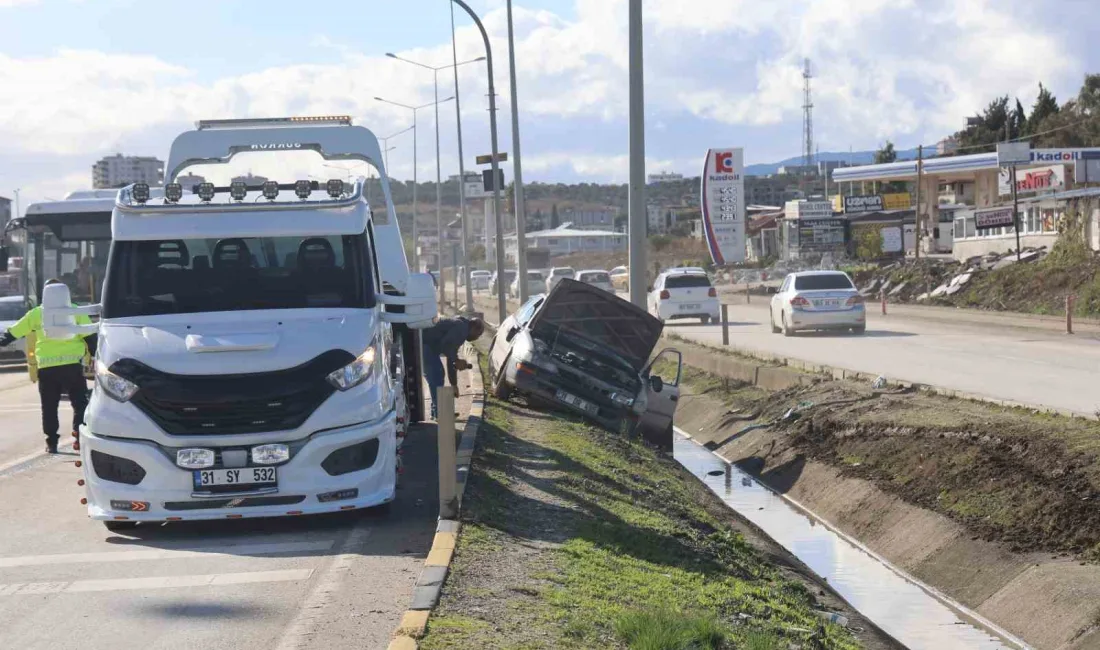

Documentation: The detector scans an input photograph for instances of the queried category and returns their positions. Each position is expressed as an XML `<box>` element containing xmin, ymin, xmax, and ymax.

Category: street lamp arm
<box><xmin>386</xmin><ymin>52</ymin><xmax>435</xmax><ymax>71</ymax></box>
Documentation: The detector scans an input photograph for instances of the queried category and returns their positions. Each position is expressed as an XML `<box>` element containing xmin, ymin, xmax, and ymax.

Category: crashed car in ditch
<box><xmin>488</xmin><ymin>278</ymin><xmax>682</xmax><ymax>449</ymax></box>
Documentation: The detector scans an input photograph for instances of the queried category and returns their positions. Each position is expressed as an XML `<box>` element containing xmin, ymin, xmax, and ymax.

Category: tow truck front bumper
<box><xmin>78</xmin><ymin>412</ymin><xmax>398</xmax><ymax>523</ymax></box>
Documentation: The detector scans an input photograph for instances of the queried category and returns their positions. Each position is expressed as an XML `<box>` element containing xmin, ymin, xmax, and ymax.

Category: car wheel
<box><xmin>103</xmin><ymin>521</ymin><xmax>139</xmax><ymax>532</ymax></box>
<box><xmin>492</xmin><ymin>354</ymin><xmax>513</xmax><ymax>400</ymax></box>
<box><xmin>770</xmin><ymin>308</ymin><xmax>781</xmax><ymax>334</ymax></box>
<box><xmin>852</xmin><ymin>325</ymin><xmax>866</xmax><ymax>335</ymax></box>
<box><xmin>700</xmin><ymin>315</ymin><xmax>710</xmax><ymax>325</ymax></box>
<box><xmin>781</xmin><ymin>311</ymin><xmax>795</xmax><ymax>337</ymax></box>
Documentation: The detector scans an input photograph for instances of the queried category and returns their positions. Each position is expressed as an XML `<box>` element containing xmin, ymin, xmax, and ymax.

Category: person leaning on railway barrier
<box><xmin>0</xmin><ymin>278</ymin><xmax>97</xmax><ymax>454</ymax></box>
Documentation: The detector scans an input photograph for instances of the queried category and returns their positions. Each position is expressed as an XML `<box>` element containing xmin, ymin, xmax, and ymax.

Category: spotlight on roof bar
<box><xmin>294</xmin><ymin>180</ymin><xmax>312</xmax><ymax>200</ymax></box>
<box><xmin>164</xmin><ymin>183</ymin><xmax>183</xmax><ymax>203</ymax></box>
<box><xmin>131</xmin><ymin>183</ymin><xmax>150</xmax><ymax>204</ymax></box>
<box><xmin>196</xmin><ymin>182</ymin><xmax>216</xmax><ymax>202</ymax></box>
<box><xmin>229</xmin><ymin>181</ymin><xmax>247</xmax><ymax>202</ymax></box>
<box><xmin>261</xmin><ymin>181</ymin><xmax>280</xmax><ymax>201</ymax></box>
<box><xmin>326</xmin><ymin>179</ymin><xmax>345</xmax><ymax>198</ymax></box>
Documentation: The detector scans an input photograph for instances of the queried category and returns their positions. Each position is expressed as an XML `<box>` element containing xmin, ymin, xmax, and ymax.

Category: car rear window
<box><xmin>528</xmin><ymin>272</ymin><xmax>544</xmax><ymax>280</ymax></box>
<box><xmin>665</xmin><ymin>274</ymin><xmax>711</xmax><ymax>289</ymax></box>
<box><xmin>793</xmin><ymin>274</ymin><xmax>854</xmax><ymax>290</ymax></box>
<box><xmin>581</xmin><ymin>272</ymin><xmax>611</xmax><ymax>283</ymax></box>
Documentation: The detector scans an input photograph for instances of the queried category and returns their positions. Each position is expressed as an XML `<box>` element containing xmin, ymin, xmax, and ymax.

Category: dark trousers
<box><xmin>38</xmin><ymin>364</ymin><xmax>89</xmax><ymax>443</ymax></box>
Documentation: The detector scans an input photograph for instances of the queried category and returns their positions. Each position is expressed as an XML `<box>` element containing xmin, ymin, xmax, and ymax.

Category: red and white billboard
<box><xmin>700</xmin><ymin>148</ymin><xmax>745</xmax><ymax>265</ymax></box>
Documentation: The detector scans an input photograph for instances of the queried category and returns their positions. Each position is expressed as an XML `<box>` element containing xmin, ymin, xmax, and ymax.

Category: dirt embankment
<box><xmin>667</xmin><ymin>349</ymin><xmax>1100</xmax><ymax>650</ymax></box>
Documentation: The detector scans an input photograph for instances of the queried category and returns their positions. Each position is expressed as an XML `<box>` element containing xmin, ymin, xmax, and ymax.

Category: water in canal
<box><xmin>673</xmin><ymin>430</ymin><xmax>1027</xmax><ymax>650</ymax></box>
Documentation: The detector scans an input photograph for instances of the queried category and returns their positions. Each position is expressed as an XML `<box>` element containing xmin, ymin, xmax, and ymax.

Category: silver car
<box><xmin>470</xmin><ymin>270</ymin><xmax>492</xmax><ymax>291</ymax></box>
<box><xmin>769</xmin><ymin>271</ymin><xmax>865</xmax><ymax>336</ymax></box>
<box><xmin>577</xmin><ymin>269</ymin><xmax>615</xmax><ymax>293</ymax></box>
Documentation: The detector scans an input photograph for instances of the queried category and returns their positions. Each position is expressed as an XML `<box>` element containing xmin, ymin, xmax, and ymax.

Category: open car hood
<box><xmin>528</xmin><ymin>278</ymin><xmax>663</xmax><ymax>373</ymax></box>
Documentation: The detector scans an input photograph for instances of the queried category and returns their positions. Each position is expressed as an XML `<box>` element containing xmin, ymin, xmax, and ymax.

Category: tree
<box><xmin>1026</xmin><ymin>84</ymin><xmax>1059</xmax><ymax>136</ymax></box>
<box><xmin>873</xmin><ymin>141</ymin><xmax>897</xmax><ymax>164</ymax></box>
<box><xmin>550</xmin><ymin>203</ymin><xmax>560</xmax><ymax>228</ymax></box>
<box><xmin>531</xmin><ymin>208</ymin><xmax>544</xmax><ymax>231</ymax></box>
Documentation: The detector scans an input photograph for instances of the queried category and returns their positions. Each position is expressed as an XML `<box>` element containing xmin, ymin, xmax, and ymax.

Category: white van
<box><xmin>43</xmin><ymin>116</ymin><xmax>437</xmax><ymax>530</ymax></box>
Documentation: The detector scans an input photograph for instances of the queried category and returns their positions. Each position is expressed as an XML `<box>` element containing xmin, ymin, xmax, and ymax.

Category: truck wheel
<box><xmin>103</xmin><ymin>521</ymin><xmax>138</xmax><ymax>532</ymax></box>
<box><xmin>700</xmin><ymin>315</ymin><xmax>710</xmax><ymax>325</ymax></box>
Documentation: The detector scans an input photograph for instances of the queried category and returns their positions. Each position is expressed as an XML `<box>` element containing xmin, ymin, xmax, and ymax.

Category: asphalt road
<box><xmin>465</xmin><ymin>286</ymin><xmax>1100</xmax><ymax>416</ymax></box>
<box><xmin>0</xmin><ymin>368</ymin><xmax>458</xmax><ymax>650</ymax></box>
<box><xmin>666</xmin><ymin>301</ymin><xmax>1100</xmax><ymax>416</ymax></box>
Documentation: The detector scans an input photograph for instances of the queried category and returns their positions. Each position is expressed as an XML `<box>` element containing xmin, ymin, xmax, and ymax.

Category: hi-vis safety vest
<box><xmin>8</xmin><ymin>305</ymin><xmax>93</xmax><ymax>372</ymax></box>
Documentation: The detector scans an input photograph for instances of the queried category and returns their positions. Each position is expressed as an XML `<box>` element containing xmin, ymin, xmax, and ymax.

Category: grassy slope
<box><xmin>419</xmin><ymin>360</ymin><xmax>860</xmax><ymax>650</ymax></box>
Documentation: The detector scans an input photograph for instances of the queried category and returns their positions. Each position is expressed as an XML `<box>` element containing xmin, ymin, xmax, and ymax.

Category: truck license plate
<box><xmin>555</xmin><ymin>389</ymin><xmax>596</xmax><ymax>414</ymax></box>
<box><xmin>193</xmin><ymin>467</ymin><xmax>277</xmax><ymax>489</ymax></box>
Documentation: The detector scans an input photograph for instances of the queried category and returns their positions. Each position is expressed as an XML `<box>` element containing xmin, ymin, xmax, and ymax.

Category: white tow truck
<box><xmin>41</xmin><ymin>116</ymin><xmax>437</xmax><ymax>530</ymax></box>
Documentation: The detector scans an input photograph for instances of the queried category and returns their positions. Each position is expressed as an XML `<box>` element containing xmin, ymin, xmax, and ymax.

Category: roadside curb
<box><xmin>663</xmin><ymin>330</ymin><xmax>1098</xmax><ymax>420</ymax></box>
<box><xmin>387</xmin><ymin>344</ymin><xmax>485</xmax><ymax>649</ymax></box>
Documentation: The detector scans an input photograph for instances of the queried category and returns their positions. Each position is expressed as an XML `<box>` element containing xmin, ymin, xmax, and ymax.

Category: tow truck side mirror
<box><xmin>0</xmin><ymin>247</ymin><xmax>8</xmax><ymax>273</ymax></box>
<box><xmin>378</xmin><ymin>273</ymin><xmax>438</xmax><ymax>329</ymax></box>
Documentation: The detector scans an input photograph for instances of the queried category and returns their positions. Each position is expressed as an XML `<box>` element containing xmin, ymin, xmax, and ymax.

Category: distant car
<box><xmin>488</xmin><ymin>278</ymin><xmax>683</xmax><ymax>448</ymax></box>
<box><xmin>491</xmin><ymin>270</ymin><xmax>517</xmax><ymax>295</ymax></box>
<box><xmin>0</xmin><ymin>295</ymin><xmax>28</xmax><ymax>361</ymax></box>
<box><xmin>770</xmin><ymin>271</ymin><xmax>865</xmax><ymax>336</ymax></box>
<box><xmin>511</xmin><ymin>270</ymin><xmax>546</xmax><ymax>298</ymax></box>
<box><xmin>545</xmin><ymin>267</ymin><xmax>576</xmax><ymax>293</ymax></box>
<box><xmin>610</xmin><ymin>266</ymin><xmax>629</xmax><ymax>291</ymax></box>
<box><xmin>648</xmin><ymin>270</ymin><xmax>721</xmax><ymax>324</ymax></box>
<box><xmin>470</xmin><ymin>270</ymin><xmax>492</xmax><ymax>291</ymax></box>
<box><xmin>577</xmin><ymin>269</ymin><xmax>614</xmax><ymax>293</ymax></box>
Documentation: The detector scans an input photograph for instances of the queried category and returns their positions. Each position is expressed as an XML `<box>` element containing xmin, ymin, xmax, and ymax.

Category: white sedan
<box><xmin>0</xmin><ymin>295</ymin><xmax>27</xmax><ymax>361</ymax></box>
<box><xmin>577</xmin><ymin>269</ymin><xmax>615</xmax><ymax>293</ymax></box>
<box><xmin>769</xmin><ymin>271</ymin><xmax>865</xmax><ymax>336</ymax></box>
<box><xmin>469</xmin><ymin>270</ymin><xmax>492</xmax><ymax>291</ymax></box>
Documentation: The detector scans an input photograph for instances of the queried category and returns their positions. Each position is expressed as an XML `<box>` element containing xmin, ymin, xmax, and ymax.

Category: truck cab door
<box><xmin>636</xmin><ymin>348</ymin><xmax>682</xmax><ymax>451</ymax></box>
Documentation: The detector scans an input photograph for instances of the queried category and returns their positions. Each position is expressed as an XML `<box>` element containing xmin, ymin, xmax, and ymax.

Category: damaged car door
<box><xmin>634</xmin><ymin>348</ymin><xmax>683</xmax><ymax>450</ymax></box>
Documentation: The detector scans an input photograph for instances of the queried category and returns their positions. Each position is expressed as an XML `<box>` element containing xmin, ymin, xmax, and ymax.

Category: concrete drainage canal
<box><xmin>674</xmin><ymin>429</ymin><xmax>1029</xmax><ymax>650</ymax></box>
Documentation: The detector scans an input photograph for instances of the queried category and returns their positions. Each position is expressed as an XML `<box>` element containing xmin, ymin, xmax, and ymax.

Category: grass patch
<box><xmin>420</xmin><ymin>353</ymin><xmax>857</xmax><ymax>649</ymax></box>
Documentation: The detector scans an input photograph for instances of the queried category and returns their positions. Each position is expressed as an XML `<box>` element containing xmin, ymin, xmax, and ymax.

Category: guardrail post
<box><xmin>1066</xmin><ymin>294</ymin><xmax>1075</xmax><ymax>335</ymax></box>
<box><xmin>745</xmin><ymin>281</ymin><xmax>750</xmax><ymax>304</ymax></box>
<box><xmin>437</xmin><ymin>388</ymin><xmax>458</xmax><ymax>519</ymax></box>
<box><xmin>880</xmin><ymin>288</ymin><xmax>887</xmax><ymax>316</ymax></box>
<box><xmin>721</xmin><ymin>304</ymin><xmax>730</xmax><ymax>346</ymax></box>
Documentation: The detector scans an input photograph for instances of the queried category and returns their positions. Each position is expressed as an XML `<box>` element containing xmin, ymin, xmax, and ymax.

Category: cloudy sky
<box><xmin>1</xmin><ymin>0</ymin><xmax>1097</xmax><ymax>212</ymax></box>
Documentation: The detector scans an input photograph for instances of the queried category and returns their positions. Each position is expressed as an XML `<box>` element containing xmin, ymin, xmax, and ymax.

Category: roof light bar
<box><xmin>261</xmin><ymin>181</ymin><xmax>280</xmax><ymax>201</ymax></box>
<box><xmin>131</xmin><ymin>183</ymin><xmax>150</xmax><ymax>204</ymax></box>
<box><xmin>164</xmin><ymin>183</ymin><xmax>183</xmax><ymax>203</ymax></box>
<box><xmin>326</xmin><ymin>179</ymin><xmax>345</xmax><ymax>198</ymax></box>
<box><xmin>195</xmin><ymin>116</ymin><xmax>353</xmax><ymax>130</ymax></box>
<box><xmin>197</xmin><ymin>183</ymin><xmax>216</xmax><ymax>202</ymax></box>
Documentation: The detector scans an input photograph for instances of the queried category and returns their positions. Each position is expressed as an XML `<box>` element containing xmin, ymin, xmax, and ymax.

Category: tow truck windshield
<box><xmin>103</xmin><ymin>234</ymin><xmax>375</xmax><ymax>317</ymax></box>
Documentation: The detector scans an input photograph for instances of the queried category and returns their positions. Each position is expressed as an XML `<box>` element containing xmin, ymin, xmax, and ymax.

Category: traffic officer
<box><xmin>422</xmin><ymin>316</ymin><xmax>484</xmax><ymax>419</ymax></box>
<box><xmin>0</xmin><ymin>279</ymin><xmax>96</xmax><ymax>453</ymax></box>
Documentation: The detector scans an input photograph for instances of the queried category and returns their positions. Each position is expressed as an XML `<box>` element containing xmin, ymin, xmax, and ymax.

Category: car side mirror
<box><xmin>649</xmin><ymin>375</ymin><xmax>664</xmax><ymax>393</ymax></box>
<box><xmin>0</xmin><ymin>247</ymin><xmax>8</xmax><ymax>273</ymax></box>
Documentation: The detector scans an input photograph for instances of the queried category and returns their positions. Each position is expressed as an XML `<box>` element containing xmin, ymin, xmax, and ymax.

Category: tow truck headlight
<box><xmin>251</xmin><ymin>444</ymin><xmax>290</xmax><ymax>465</ymax></box>
<box><xmin>326</xmin><ymin>344</ymin><xmax>378</xmax><ymax>391</ymax></box>
<box><xmin>176</xmin><ymin>448</ymin><xmax>215</xmax><ymax>469</ymax></box>
<box><xmin>610</xmin><ymin>392</ymin><xmax>635</xmax><ymax>407</ymax></box>
<box><xmin>96</xmin><ymin>361</ymin><xmax>138</xmax><ymax>402</ymax></box>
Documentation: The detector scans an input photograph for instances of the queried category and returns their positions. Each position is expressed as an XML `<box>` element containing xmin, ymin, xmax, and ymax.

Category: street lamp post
<box><xmin>450</xmin><ymin>1</ymin><xmax>474</xmax><ymax>313</ymax></box>
<box><xmin>451</xmin><ymin>0</ymin><xmax>507</xmax><ymax>325</ymax></box>
<box><xmin>375</xmin><ymin>96</ymin><xmax>453</xmax><ymax>273</ymax></box>
<box><xmin>386</xmin><ymin>52</ymin><xmax>485</xmax><ymax>305</ymax></box>
<box><xmin>505</xmin><ymin>0</ymin><xmax>529</xmax><ymax>302</ymax></box>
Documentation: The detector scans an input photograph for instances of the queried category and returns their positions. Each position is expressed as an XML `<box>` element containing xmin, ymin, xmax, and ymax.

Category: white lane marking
<box><xmin>275</xmin><ymin>523</ymin><xmax>373</xmax><ymax>650</ymax></box>
<box><xmin>0</xmin><ymin>540</ymin><xmax>335</xmax><ymax>568</ymax></box>
<box><xmin>0</xmin><ymin>441</ymin><xmax>75</xmax><ymax>475</ymax></box>
<box><xmin>0</xmin><ymin>569</ymin><xmax>313</xmax><ymax>595</ymax></box>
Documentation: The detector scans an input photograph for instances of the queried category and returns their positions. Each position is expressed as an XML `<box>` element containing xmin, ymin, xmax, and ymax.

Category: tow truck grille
<box><xmin>112</xmin><ymin>351</ymin><xmax>354</xmax><ymax>435</ymax></box>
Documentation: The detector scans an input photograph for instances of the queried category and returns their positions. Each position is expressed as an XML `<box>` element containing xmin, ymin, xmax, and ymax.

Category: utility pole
<box><xmin>627</xmin><ymin>0</ymin><xmax>647</xmax><ymax>308</ymax></box>
<box><xmin>914</xmin><ymin>144</ymin><xmax>923</xmax><ymax>260</ymax></box>
<box><xmin>1011</xmin><ymin>164</ymin><xmax>1021</xmax><ymax>261</ymax></box>
<box><xmin>451</xmin><ymin>1</ymin><xmax>473</xmax><ymax>313</ymax></box>
<box><xmin>452</xmin><ymin>0</ymin><xmax>508</xmax><ymax>325</ymax></box>
<box><xmin>506</xmin><ymin>0</ymin><xmax>529</xmax><ymax>302</ymax></box>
